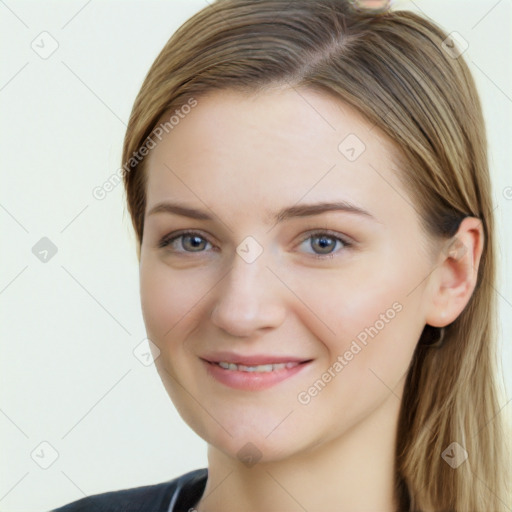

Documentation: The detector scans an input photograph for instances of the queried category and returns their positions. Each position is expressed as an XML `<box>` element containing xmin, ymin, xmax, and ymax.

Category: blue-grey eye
<box><xmin>298</xmin><ymin>231</ymin><xmax>350</xmax><ymax>259</ymax></box>
<box><xmin>159</xmin><ymin>231</ymin><xmax>212</xmax><ymax>252</ymax></box>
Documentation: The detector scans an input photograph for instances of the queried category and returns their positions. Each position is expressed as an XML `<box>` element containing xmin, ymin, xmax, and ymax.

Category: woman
<box><xmin>52</xmin><ymin>0</ymin><xmax>510</xmax><ymax>510</ymax></box>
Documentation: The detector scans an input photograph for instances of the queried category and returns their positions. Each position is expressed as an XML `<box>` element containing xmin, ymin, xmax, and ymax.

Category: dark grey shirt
<box><xmin>50</xmin><ymin>468</ymin><xmax>208</xmax><ymax>512</ymax></box>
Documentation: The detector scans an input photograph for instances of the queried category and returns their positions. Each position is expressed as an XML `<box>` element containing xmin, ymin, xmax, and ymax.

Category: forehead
<box><xmin>144</xmin><ymin>87</ymin><xmax>408</xmax><ymax>224</ymax></box>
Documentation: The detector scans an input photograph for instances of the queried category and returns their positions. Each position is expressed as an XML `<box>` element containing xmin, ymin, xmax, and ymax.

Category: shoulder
<box><xmin>50</xmin><ymin>468</ymin><xmax>208</xmax><ymax>512</ymax></box>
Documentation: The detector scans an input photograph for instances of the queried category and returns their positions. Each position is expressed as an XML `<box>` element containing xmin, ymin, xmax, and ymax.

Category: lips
<box><xmin>199</xmin><ymin>352</ymin><xmax>314</xmax><ymax>390</ymax></box>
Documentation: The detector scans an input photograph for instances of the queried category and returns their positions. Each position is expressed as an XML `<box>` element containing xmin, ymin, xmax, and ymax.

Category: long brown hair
<box><xmin>121</xmin><ymin>1</ymin><xmax>511</xmax><ymax>510</ymax></box>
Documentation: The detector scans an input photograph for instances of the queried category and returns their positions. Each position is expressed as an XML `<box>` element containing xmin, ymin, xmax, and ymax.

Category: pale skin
<box><xmin>139</xmin><ymin>86</ymin><xmax>483</xmax><ymax>512</ymax></box>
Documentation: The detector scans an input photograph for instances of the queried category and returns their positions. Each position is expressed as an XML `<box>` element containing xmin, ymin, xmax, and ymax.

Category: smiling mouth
<box><xmin>201</xmin><ymin>358</ymin><xmax>314</xmax><ymax>390</ymax></box>
<box><xmin>212</xmin><ymin>361</ymin><xmax>307</xmax><ymax>372</ymax></box>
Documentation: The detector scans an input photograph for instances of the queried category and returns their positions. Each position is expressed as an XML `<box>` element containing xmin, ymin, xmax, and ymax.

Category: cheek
<box><xmin>290</xmin><ymin>263</ymin><xmax>421</xmax><ymax>385</ymax></box>
<box><xmin>293</xmin><ymin>285</ymin><xmax>417</xmax><ymax>429</ymax></box>
<box><xmin>139</xmin><ymin>258</ymin><xmax>206</xmax><ymax>341</ymax></box>
<box><xmin>287</xmin><ymin>263</ymin><xmax>403</xmax><ymax>338</ymax></box>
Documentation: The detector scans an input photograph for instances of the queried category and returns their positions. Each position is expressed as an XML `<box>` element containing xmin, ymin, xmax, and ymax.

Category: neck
<box><xmin>194</xmin><ymin>390</ymin><xmax>402</xmax><ymax>512</ymax></box>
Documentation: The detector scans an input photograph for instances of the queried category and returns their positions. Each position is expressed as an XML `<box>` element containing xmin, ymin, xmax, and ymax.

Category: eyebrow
<box><xmin>147</xmin><ymin>200</ymin><xmax>376</xmax><ymax>224</ymax></box>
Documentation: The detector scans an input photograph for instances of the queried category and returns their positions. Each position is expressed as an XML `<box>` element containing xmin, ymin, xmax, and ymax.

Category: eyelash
<box><xmin>157</xmin><ymin>229</ymin><xmax>352</xmax><ymax>260</ymax></box>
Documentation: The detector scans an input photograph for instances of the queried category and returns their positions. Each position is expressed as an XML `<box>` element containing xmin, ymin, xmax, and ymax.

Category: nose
<box><xmin>210</xmin><ymin>253</ymin><xmax>287</xmax><ymax>338</ymax></box>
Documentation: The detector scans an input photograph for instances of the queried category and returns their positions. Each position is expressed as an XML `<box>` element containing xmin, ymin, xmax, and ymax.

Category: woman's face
<box><xmin>139</xmin><ymin>87</ymin><xmax>438</xmax><ymax>463</ymax></box>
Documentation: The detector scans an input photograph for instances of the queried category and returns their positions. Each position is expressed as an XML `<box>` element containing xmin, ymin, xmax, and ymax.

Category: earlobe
<box><xmin>425</xmin><ymin>217</ymin><xmax>484</xmax><ymax>328</ymax></box>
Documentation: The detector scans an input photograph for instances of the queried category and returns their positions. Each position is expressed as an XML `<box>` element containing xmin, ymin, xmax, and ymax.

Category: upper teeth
<box><xmin>217</xmin><ymin>361</ymin><xmax>299</xmax><ymax>372</ymax></box>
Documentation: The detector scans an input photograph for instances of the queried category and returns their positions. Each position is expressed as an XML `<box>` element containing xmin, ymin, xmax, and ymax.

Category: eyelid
<box><xmin>298</xmin><ymin>228</ymin><xmax>352</xmax><ymax>245</ymax></box>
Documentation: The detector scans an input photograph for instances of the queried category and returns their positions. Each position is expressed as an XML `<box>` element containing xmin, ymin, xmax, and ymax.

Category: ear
<box><xmin>425</xmin><ymin>217</ymin><xmax>484</xmax><ymax>327</ymax></box>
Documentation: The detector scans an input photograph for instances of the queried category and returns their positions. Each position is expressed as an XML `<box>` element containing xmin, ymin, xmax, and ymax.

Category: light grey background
<box><xmin>1</xmin><ymin>1</ymin><xmax>511</xmax><ymax>511</ymax></box>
